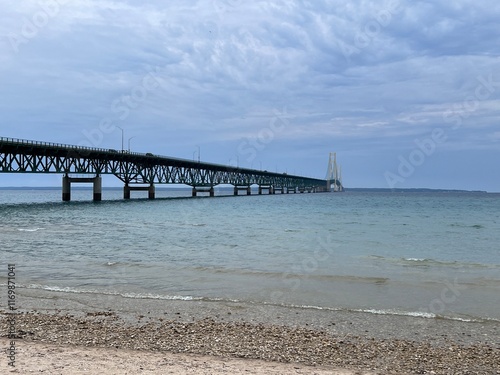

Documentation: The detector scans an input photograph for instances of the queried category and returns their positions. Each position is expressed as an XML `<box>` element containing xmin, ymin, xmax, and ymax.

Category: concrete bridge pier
<box><xmin>62</xmin><ymin>175</ymin><xmax>71</xmax><ymax>201</ymax></box>
<box><xmin>258</xmin><ymin>185</ymin><xmax>273</xmax><ymax>195</ymax></box>
<box><xmin>148</xmin><ymin>184</ymin><xmax>155</xmax><ymax>199</ymax></box>
<box><xmin>124</xmin><ymin>184</ymin><xmax>130</xmax><ymax>200</ymax></box>
<box><xmin>124</xmin><ymin>183</ymin><xmax>155</xmax><ymax>199</ymax></box>
<box><xmin>233</xmin><ymin>186</ymin><xmax>251</xmax><ymax>196</ymax></box>
<box><xmin>93</xmin><ymin>176</ymin><xmax>102</xmax><ymax>201</ymax></box>
<box><xmin>62</xmin><ymin>174</ymin><xmax>102</xmax><ymax>202</ymax></box>
<box><xmin>192</xmin><ymin>186</ymin><xmax>215</xmax><ymax>197</ymax></box>
<box><xmin>274</xmin><ymin>187</ymin><xmax>284</xmax><ymax>194</ymax></box>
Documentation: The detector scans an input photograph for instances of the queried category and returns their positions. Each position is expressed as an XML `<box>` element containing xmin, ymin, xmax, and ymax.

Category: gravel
<box><xmin>1</xmin><ymin>311</ymin><xmax>499</xmax><ymax>374</ymax></box>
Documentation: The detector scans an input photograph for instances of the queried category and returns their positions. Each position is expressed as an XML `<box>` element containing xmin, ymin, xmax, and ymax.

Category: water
<box><xmin>1</xmin><ymin>188</ymin><xmax>500</xmax><ymax>323</ymax></box>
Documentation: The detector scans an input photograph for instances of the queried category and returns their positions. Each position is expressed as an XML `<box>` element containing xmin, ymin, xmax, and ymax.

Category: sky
<box><xmin>1</xmin><ymin>0</ymin><xmax>499</xmax><ymax>191</ymax></box>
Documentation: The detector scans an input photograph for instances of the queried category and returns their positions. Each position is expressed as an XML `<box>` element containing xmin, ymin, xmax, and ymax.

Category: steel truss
<box><xmin>0</xmin><ymin>137</ymin><xmax>337</xmax><ymax>190</ymax></box>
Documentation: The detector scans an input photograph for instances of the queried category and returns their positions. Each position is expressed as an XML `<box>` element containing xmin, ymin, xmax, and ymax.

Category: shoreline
<box><xmin>1</xmin><ymin>292</ymin><xmax>499</xmax><ymax>374</ymax></box>
<box><xmin>12</xmin><ymin>288</ymin><xmax>500</xmax><ymax>346</ymax></box>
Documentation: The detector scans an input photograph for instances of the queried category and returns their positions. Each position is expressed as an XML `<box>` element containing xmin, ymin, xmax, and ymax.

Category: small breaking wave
<box><xmin>189</xmin><ymin>266</ymin><xmax>389</xmax><ymax>283</ymax></box>
<box><xmin>450</xmin><ymin>223</ymin><xmax>485</xmax><ymax>229</ymax></box>
<box><xmin>353</xmin><ymin>308</ymin><xmax>436</xmax><ymax>319</ymax></box>
<box><xmin>14</xmin><ymin>283</ymin><xmax>498</xmax><ymax>323</ymax></box>
<box><xmin>365</xmin><ymin>255</ymin><xmax>499</xmax><ymax>269</ymax></box>
<box><xmin>261</xmin><ymin>302</ymin><xmax>488</xmax><ymax>323</ymax></box>
<box><xmin>288</xmin><ymin>305</ymin><xmax>485</xmax><ymax>323</ymax></box>
<box><xmin>404</xmin><ymin>258</ymin><xmax>426</xmax><ymax>262</ymax></box>
<box><xmin>24</xmin><ymin>284</ymin><xmax>200</xmax><ymax>301</ymax></box>
<box><xmin>400</xmin><ymin>257</ymin><xmax>499</xmax><ymax>269</ymax></box>
<box><xmin>350</xmin><ymin>308</ymin><xmax>484</xmax><ymax>322</ymax></box>
<box><xmin>17</xmin><ymin>227</ymin><xmax>44</xmax><ymax>232</ymax></box>
<box><xmin>102</xmin><ymin>261</ymin><xmax>154</xmax><ymax>269</ymax></box>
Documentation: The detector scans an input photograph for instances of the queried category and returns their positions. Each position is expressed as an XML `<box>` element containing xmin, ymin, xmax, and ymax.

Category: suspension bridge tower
<box><xmin>326</xmin><ymin>152</ymin><xmax>343</xmax><ymax>192</ymax></box>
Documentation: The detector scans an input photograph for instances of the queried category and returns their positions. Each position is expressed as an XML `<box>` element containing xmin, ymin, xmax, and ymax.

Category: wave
<box><xmin>17</xmin><ymin>227</ymin><xmax>44</xmax><ymax>232</ymax></box>
<box><xmin>348</xmin><ymin>308</ymin><xmax>487</xmax><ymax>323</ymax></box>
<box><xmin>258</xmin><ymin>302</ymin><xmax>488</xmax><ymax>323</ymax></box>
<box><xmin>24</xmin><ymin>284</ymin><xmax>200</xmax><ymax>301</ymax></box>
<box><xmin>102</xmin><ymin>261</ymin><xmax>155</xmax><ymax>269</ymax></box>
<box><xmin>15</xmin><ymin>283</ymin><xmax>499</xmax><ymax>324</ymax></box>
<box><xmin>352</xmin><ymin>308</ymin><xmax>436</xmax><ymax>319</ymax></box>
<box><xmin>275</xmin><ymin>304</ymin><xmax>492</xmax><ymax>323</ymax></box>
<box><xmin>455</xmin><ymin>277</ymin><xmax>500</xmax><ymax>288</ymax></box>
<box><xmin>21</xmin><ymin>283</ymin><xmax>247</xmax><ymax>304</ymax></box>
<box><xmin>189</xmin><ymin>266</ymin><xmax>389</xmax><ymax>284</ymax></box>
<box><xmin>400</xmin><ymin>257</ymin><xmax>456</xmax><ymax>266</ymax></box>
<box><xmin>400</xmin><ymin>257</ymin><xmax>499</xmax><ymax>269</ymax></box>
<box><xmin>365</xmin><ymin>255</ymin><xmax>499</xmax><ymax>269</ymax></box>
<box><xmin>450</xmin><ymin>223</ymin><xmax>485</xmax><ymax>229</ymax></box>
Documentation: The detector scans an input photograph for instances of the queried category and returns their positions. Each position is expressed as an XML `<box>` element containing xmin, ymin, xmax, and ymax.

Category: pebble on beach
<box><xmin>1</xmin><ymin>311</ymin><xmax>499</xmax><ymax>374</ymax></box>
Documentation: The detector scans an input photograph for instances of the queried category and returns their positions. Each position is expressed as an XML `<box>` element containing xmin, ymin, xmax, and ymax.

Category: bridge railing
<box><xmin>0</xmin><ymin>136</ymin><xmax>146</xmax><ymax>156</ymax></box>
<box><xmin>0</xmin><ymin>136</ymin><xmax>104</xmax><ymax>152</ymax></box>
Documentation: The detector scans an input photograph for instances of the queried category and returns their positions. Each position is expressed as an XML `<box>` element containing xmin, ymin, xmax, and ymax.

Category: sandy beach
<box><xmin>0</xmin><ymin>338</ymin><xmax>366</xmax><ymax>375</ymax></box>
<box><xmin>1</xmin><ymin>305</ymin><xmax>499</xmax><ymax>374</ymax></box>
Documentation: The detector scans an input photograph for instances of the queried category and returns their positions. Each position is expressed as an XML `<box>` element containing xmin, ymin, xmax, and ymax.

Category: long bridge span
<box><xmin>0</xmin><ymin>137</ymin><xmax>342</xmax><ymax>201</ymax></box>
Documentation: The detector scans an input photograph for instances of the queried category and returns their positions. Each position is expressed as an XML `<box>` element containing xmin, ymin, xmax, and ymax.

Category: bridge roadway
<box><xmin>0</xmin><ymin>137</ymin><xmax>341</xmax><ymax>201</ymax></box>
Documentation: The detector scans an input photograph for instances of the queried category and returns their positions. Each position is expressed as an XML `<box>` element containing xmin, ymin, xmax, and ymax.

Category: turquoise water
<box><xmin>1</xmin><ymin>188</ymin><xmax>499</xmax><ymax>322</ymax></box>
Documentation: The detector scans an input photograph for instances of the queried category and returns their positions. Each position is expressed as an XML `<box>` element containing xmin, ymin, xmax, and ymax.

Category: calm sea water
<box><xmin>1</xmin><ymin>188</ymin><xmax>499</xmax><ymax>322</ymax></box>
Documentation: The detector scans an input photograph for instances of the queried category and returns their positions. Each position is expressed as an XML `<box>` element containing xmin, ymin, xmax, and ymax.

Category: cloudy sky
<box><xmin>1</xmin><ymin>0</ymin><xmax>499</xmax><ymax>191</ymax></box>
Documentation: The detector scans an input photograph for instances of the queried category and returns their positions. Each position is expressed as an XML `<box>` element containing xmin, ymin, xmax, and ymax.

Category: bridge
<box><xmin>0</xmin><ymin>137</ymin><xmax>343</xmax><ymax>201</ymax></box>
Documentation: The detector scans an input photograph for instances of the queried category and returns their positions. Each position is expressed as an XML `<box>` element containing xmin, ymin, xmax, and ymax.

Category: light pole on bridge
<box><xmin>193</xmin><ymin>145</ymin><xmax>200</xmax><ymax>162</ymax></box>
<box><xmin>128</xmin><ymin>136</ymin><xmax>136</xmax><ymax>152</ymax></box>
<box><xmin>117</xmin><ymin>126</ymin><xmax>124</xmax><ymax>152</ymax></box>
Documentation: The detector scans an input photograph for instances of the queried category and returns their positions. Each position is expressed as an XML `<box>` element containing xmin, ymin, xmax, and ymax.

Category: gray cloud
<box><xmin>1</xmin><ymin>0</ymin><xmax>499</xmax><ymax>190</ymax></box>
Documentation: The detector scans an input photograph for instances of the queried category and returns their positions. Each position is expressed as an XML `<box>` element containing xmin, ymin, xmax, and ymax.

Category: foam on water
<box><xmin>354</xmin><ymin>308</ymin><xmax>436</xmax><ymax>319</ymax></box>
<box><xmin>24</xmin><ymin>284</ymin><xmax>201</xmax><ymax>301</ymax></box>
<box><xmin>350</xmin><ymin>309</ymin><xmax>487</xmax><ymax>323</ymax></box>
<box><xmin>365</xmin><ymin>255</ymin><xmax>499</xmax><ymax>269</ymax></box>
<box><xmin>14</xmin><ymin>282</ymin><xmax>500</xmax><ymax>324</ymax></box>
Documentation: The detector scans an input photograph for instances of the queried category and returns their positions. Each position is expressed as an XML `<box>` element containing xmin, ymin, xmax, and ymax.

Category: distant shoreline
<box><xmin>346</xmin><ymin>187</ymin><xmax>490</xmax><ymax>193</ymax></box>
